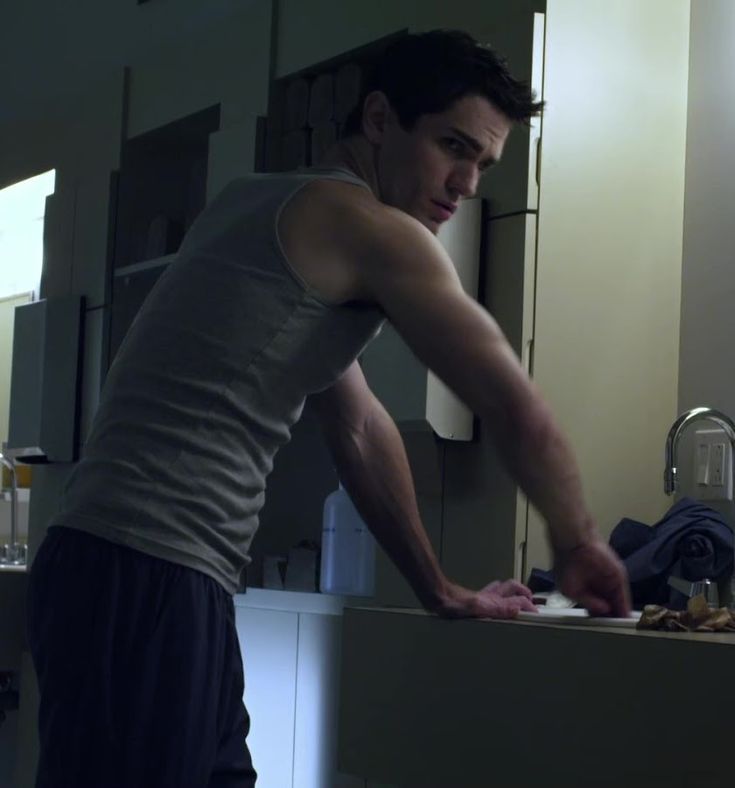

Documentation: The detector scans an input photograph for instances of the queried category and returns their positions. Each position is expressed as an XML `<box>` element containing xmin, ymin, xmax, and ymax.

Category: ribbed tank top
<box><xmin>52</xmin><ymin>168</ymin><xmax>385</xmax><ymax>594</ymax></box>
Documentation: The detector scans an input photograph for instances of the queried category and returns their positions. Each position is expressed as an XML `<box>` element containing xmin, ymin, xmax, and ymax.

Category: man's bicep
<box><xmin>309</xmin><ymin>361</ymin><xmax>377</xmax><ymax>438</ymax></box>
<box><xmin>356</xmin><ymin>212</ymin><xmax>508</xmax><ymax>375</ymax></box>
<box><xmin>365</xmin><ymin>244</ymin><xmax>528</xmax><ymax>422</ymax></box>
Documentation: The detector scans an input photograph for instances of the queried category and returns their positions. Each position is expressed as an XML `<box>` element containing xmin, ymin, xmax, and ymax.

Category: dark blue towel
<box><xmin>527</xmin><ymin>498</ymin><xmax>734</xmax><ymax>609</ymax></box>
<box><xmin>610</xmin><ymin>497</ymin><xmax>733</xmax><ymax>609</ymax></box>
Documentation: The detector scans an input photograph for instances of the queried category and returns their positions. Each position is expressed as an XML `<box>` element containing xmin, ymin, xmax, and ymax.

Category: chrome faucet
<box><xmin>0</xmin><ymin>451</ymin><xmax>24</xmax><ymax>566</ymax></box>
<box><xmin>664</xmin><ymin>406</ymin><xmax>735</xmax><ymax>495</ymax></box>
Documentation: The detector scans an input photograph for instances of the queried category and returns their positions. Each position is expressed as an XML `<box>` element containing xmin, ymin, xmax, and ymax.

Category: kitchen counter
<box><xmin>338</xmin><ymin>606</ymin><xmax>735</xmax><ymax>788</ymax></box>
<box><xmin>356</xmin><ymin>603</ymin><xmax>735</xmax><ymax>643</ymax></box>
<box><xmin>234</xmin><ymin>587</ymin><xmax>349</xmax><ymax>615</ymax></box>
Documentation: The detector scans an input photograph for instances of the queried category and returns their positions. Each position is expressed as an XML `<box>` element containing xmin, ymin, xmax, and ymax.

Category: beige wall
<box><xmin>526</xmin><ymin>0</ymin><xmax>691</xmax><ymax>569</ymax></box>
<box><xmin>0</xmin><ymin>293</ymin><xmax>32</xmax><ymax>447</ymax></box>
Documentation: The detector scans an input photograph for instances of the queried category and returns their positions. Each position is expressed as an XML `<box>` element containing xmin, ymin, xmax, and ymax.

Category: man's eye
<box><xmin>443</xmin><ymin>138</ymin><xmax>464</xmax><ymax>154</ymax></box>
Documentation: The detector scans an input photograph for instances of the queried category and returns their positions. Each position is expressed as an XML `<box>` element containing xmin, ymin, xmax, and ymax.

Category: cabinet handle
<box><xmin>535</xmin><ymin>137</ymin><xmax>542</xmax><ymax>187</ymax></box>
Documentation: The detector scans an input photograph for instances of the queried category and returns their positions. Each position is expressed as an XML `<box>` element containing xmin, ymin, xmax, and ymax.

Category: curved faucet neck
<box><xmin>664</xmin><ymin>407</ymin><xmax>735</xmax><ymax>495</ymax></box>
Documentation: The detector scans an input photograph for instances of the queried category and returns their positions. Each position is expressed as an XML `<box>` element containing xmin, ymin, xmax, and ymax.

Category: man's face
<box><xmin>374</xmin><ymin>94</ymin><xmax>513</xmax><ymax>234</ymax></box>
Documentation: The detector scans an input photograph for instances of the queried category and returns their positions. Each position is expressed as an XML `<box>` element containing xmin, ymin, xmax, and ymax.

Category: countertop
<box><xmin>354</xmin><ymin>603</ymin><xmax>735</xmax><ymax>644</ymax></box>
<box><xmin>235</xmin><ymin>587</ymin><xmax>353</xmax><ymax>615</ymax></box>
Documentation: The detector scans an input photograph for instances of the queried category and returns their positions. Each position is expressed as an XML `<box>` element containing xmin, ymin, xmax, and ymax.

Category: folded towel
<box><xmin>610</xmin><ymin>498</ymin><xmax>733</xmax><ymax>609</ymax></box>
<box><xmin>527</xmin><ymin>498</ymin><xmax>734</xmax><ymax>610</ymax></box>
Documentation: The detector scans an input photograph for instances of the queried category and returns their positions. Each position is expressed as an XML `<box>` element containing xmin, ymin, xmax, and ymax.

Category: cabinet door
<box><xmin>235</xmin><ymin>606</ymin><xmax>298</xmax><ymax>788</ymax></box>
<box><xmin>292</xmin><ymin>612</ymin><xmax>342</xmax><ymax>788</ymax></box>
<box><xmin>441</xmin><ymin>212</ymin><xmax>538</xmax><ymax>587</ymax></box>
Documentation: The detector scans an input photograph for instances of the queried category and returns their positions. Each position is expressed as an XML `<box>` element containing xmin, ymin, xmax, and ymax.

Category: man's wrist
<box><xmin>418</xmin><ymin>575</ymin><xmax>456</xmax><ymax>615</ymax></box>
<box><xmin>548</xmin><ymin>514</ymin><xmax>597</xmax><ymax>557</ymax></box>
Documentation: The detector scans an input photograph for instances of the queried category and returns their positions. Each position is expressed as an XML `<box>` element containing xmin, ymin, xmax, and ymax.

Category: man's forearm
<box><xmin>488</xmin><ymin>389</ymin><xmax>596</xmax><ymax>554</ymax></box>
<box><xmin>320</xmin><ymin>397</ymin><xmax>450</xmax><ymax>611</ymax></box>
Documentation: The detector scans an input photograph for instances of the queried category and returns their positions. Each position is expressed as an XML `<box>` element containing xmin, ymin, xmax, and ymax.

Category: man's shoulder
<box><xmin>278</xmin><ymin>173</ymin><xmax>438</xmax><ymax>304</ymax></box>
<box><xmin>298</xmin><ymin>177</ymin><xmax>426</xmax><ymax>249</ymax></box>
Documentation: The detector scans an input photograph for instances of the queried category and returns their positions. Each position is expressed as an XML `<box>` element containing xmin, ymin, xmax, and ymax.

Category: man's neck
<box><xmin>317</xmin><ymin>136</ymin><xmax>381</xmax><ymax>200</ymax></box>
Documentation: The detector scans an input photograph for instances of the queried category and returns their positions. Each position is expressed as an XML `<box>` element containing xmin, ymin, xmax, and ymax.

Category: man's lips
<box><xmin>430</xmin><ymin>200</ymin><xmax>457</xmax><ymax>222</ymax></box>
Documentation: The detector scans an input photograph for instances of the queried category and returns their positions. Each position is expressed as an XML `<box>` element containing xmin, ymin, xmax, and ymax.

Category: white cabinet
<box><xmin>235</xmin><ymin>605</ymin><xmax>298</xmax><ymax>788</ymax></box>
<box><xmin>233</xmin><ymin>589</ymin><xmax>349</xmax><ymax>788</ymax></box>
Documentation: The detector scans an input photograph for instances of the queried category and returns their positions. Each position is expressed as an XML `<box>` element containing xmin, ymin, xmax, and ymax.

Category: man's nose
<box><xmin>448</xmin><ymin>162</ymin><xmax>479</xmax><ymax>199</ymax></box>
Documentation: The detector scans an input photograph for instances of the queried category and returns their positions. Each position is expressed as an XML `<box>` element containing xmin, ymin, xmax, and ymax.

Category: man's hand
<box><xmin>434</xmin><ymin>578</ymin><xmax>538</xmax><ymax>620</ymax></box>
<box><xmin>555</xmin><ymin>539</ymin><xmax>631</xmax><ymax>617</ymax></box>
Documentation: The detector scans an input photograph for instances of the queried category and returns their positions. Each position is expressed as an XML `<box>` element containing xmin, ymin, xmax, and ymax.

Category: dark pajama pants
<box><xmin>27</xmin><ymin>526</ymin><xmax>257</xmax><ymax>788</ymax></box>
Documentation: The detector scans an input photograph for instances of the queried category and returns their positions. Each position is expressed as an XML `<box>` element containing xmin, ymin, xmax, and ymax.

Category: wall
<box><xmin>525</xmin><ymin>0</ymin><xmax>690</xmax><ymax>570</ymax></box>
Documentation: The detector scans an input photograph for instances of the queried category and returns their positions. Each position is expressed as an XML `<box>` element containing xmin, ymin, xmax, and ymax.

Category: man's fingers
<box><xmin>579</xmin><ymin>594</ymin><xmax>612</xmax><ymax>617</ymax></box>
<box><xmin>475</xmin><ymin>596</ymin><xmax>521</xmax><ymax>619</ymax></box>
<box><xmin>515</xmin><ymin>595</ymin><xmax>537</xmax><ymax>612</ymax></box>
<box><xmin>490</xmin><ymin>596</ymin><xmax>537</xmax><ymax>617</ymax></box>
<box><xmin>608</xmin><ymin>578</ymin><xmax>632</xmax><ymax>617</ymax></box>
<box><xmin>497</xmin><ymin>579</ymin><xmax>534</xmax><ymax>599</ymax></box>
<box><xmin>487</xmin><ymin>580</ymin><xmax>533</xmax><ymax>599</ymax></box>
<box><xmin>594</xmin><ymin>566</ymin><xmax>632</xmax><ymax>617</ymax></box>
<box><xmin>503</xmin><ymin>595</ymin><xmax>537</xmax><ymax>615</ymax></box>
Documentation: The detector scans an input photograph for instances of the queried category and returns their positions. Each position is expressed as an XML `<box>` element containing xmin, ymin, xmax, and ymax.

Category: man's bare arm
<box><xmin>342</xmin><ymin>208</ymin><xmax>593</xmax><ymax>553</ymax></box>
<box><xmin>310</xmin><ymin>362</ymin><xmax>535</xmax><ymax>618</ymax></box>
<box><xmin>338</xmin><ymin>205</ymin><xmax>630</xmax><ymax>616</ymax></box>
<box><xmin>285</xmin><ymin>184</ymin><xmax>629</xmax><ymax>615</ymax></box>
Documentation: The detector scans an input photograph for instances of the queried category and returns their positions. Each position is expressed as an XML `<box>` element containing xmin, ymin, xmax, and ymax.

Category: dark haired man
<box><xmin>28</xmin><ymin>30</ymin><xmax>630</xmax><ymax>788</ymax></box>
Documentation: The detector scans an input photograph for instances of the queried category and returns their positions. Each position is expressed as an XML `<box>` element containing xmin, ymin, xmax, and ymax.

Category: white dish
<box><xmin>517</xmin><ymin>607</ymin><xmax>640</xmax><ymax>628</ymax></box>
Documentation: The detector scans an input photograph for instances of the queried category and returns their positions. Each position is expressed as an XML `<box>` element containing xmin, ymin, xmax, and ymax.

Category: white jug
<box><xmin>319</xmin><ymin>483</ymin><xmax>375</xmax><ymax>596</ymax></box>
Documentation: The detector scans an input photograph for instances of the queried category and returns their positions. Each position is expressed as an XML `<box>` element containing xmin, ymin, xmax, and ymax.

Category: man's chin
<box><xmin>418</xmin><ymin>216</ymin><xmax>441</xmax><ymax>235</ymax></box>
<box><xmin>398</xmin><ymin>205</ymin><xmax>441</xmax><ymax>235</ymax></box>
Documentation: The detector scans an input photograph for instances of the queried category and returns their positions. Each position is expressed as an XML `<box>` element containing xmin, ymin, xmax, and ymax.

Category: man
<box><xmin>27</xmin><ymin>30</ymin><xmax>630</xmax><ymax>788</ymax></box>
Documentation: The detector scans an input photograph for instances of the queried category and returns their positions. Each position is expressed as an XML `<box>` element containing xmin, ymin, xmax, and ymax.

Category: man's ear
<box><xmin>361</xmin><ymin>91</ymin><xmax>394</xmax><ymax>145</ymax></box>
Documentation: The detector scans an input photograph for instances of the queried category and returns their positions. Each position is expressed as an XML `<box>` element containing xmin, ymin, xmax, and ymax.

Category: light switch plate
<box><xmin>693</xmin><ymin>428</ymin><xmax>734</xmax><ymax>501</ymax></box>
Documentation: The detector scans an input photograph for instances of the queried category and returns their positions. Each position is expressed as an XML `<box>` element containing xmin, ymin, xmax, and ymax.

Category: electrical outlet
<box><xmin>693</xmin><ymin>429</ymin><xmax>733</xmax><ymax>500</ymax></box>
<box><xmin>696</xmin><ymin>442</ymin><xmax>710</xmax><ymax>485</ymax></box>
<box><xmin>711</xmin><ymin>443</ymin><xmax>726</xmax><ymax>486</ymax></box>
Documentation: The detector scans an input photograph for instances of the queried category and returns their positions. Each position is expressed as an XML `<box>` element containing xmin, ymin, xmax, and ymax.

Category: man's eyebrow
<box><xmin>449</xmin><ymin>127</ymin><xmax>499</xmax><ymax>166</ymax></box>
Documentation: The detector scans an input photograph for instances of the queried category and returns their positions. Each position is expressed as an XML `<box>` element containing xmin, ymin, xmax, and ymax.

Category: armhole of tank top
<box><xmin>273</xmin><ymin>173</ymin><xmax>369</xmax><ymax>308</ymax></box>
